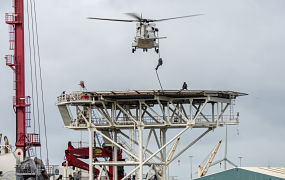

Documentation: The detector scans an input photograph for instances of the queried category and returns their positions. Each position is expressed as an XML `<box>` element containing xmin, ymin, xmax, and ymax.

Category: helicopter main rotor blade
<box><xmin>88</xmin><ymin>17</ymin><xmax>138</xmax><ymax>22</ymax></box>
<box><xmin>125</xmin><ymin>13</ymin><xmax>142</xmax><ymax>21</ymax></box>
<box><xmin>151</xmin><ymin>14</ymin><xmax>204</xmax><ymax>22</ymax></box>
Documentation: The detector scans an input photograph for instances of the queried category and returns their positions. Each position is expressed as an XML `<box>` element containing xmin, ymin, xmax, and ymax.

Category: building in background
<box><xmin>195</xmin><ymin>167</ymin><xmax>285</xmax><ymax>180</ymax></box>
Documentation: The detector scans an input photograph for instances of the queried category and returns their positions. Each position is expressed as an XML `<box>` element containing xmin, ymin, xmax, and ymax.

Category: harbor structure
<box><xmin>57</xmin><ymin>90</ymin><xmax>246</xmax><ymax>179</ymax></box>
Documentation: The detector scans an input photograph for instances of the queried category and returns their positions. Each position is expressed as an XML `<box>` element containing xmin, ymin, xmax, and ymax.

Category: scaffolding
<box><xmin>56</xmin><ymin>90</ymin><xmax>246</xmax><ymax>180</ymax></box>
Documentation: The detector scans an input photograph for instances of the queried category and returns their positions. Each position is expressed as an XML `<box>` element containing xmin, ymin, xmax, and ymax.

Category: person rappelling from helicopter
<box><xmin>155</xmin><ymin>58</ymin><xmax>163</xmax><ymax>70</ymax></box>
<box><xmin>88</xmin><ymin>13</ymin><xmax>202</xmax><ymax>91</ymax></box>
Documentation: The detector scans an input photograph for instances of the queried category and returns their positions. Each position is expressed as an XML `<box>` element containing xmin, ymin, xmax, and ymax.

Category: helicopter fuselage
<box><xmin>132</xmin><ymin>23</ymin><xmax>159</xmax><ymax>52</ymax></box>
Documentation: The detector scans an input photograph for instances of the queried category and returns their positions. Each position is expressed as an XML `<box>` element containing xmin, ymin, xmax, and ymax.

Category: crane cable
<box><xmin>26</xmin><ymin>0</ymin><xmax>49</xmax><ymax>164</ymax></box>
<box><xmin>27</xmin><ymin>0</ymin><xmax>42</xmax><ymax>160</ymax></box>
<box><xmin>31</xmin><ymin>0</ymin><xmax>50</xmax><ymax>165</ymax></box>
<box><xmin>26</xmin><ymin>0</ymin><xmax>37</xmax><ymax>157</ymax></box>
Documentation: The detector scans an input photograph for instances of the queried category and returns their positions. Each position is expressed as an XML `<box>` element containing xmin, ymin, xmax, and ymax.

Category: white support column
<box><xmin>138</xmin><ymin>126</ymin><xmax>143</xmax><ymax>179</ymax></box>
<box><xmin>87</xmin><ymin>105</ymin><xmax>94</xmax><ymax>180</ymax></box>
<box><xmin>217</xmin><ymin>102</ymin><xmax>220</xmax><ymax>123</ymax></box>
<box><xmin>221</xmin><ymin>103</ymin><xmax>224</xmax><ymax>122</ymax></box>
<box><xmin>138</xmin><ymin>101</ymin><xmax>144</xmax><ymax>180</ymax></box>
<box><xmin>114</xmin><ymin>130</ymin><xmax>118</xmax><ymax>180</ymax></box>
<box><xmin>89</xmin><ymin>128</ymin><xmax>94</xmax><ymax>180</ymax></box>
<box><xmin>161</xmin><ymin>129</ymin><xmax>167</xmax><ymax>179</ymax></box>
<box><xmin>112</xmin><ymin>103</ymin><xmax>118</xmax><ymax>180</ymax></box>
<box><xmin>212</xmin><ymin>103</ymin><xmax>215</xmax><ymax>122</ymax></box>
<box><xmin>167</xmin><ymin>102</ymin><xmax>170</xmax><ymax>123</ymax></box>
<box><xmin>189</xmin><ymin>99</ymin><xmax>193</xmax><ymax>123</ymax></box>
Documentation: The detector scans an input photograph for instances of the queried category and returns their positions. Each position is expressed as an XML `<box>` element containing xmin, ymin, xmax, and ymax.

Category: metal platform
<box><xmin>57</xmin><ymin>90</ymin><xmax>245</xmax><ymax>103</ymax></box>
<box><xmin>56</xmin><ymin>89</ymin><xmax>247</xmax><ymax>180</ymax></box>
<box><xmin>57</xmin><ymin>90</ymin><xmax>246</xmax><ymax>129</ymax></box>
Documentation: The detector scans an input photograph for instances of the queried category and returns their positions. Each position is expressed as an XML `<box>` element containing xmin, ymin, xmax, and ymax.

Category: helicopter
<box><xmin>88</xmin><ymin>13</ymin><xmax>203</xmax><ymax>53</ymax></box>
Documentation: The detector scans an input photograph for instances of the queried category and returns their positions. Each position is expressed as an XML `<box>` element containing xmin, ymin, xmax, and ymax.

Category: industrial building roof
<box><xmin>195</xmin><ymin>167</ymin><xmax>285</xmax><ymax>180</ymax></box>
<box><xmin>241</xmin><ymin>167</ymin><xmax>285</xmax><ymax>179</ymax></box>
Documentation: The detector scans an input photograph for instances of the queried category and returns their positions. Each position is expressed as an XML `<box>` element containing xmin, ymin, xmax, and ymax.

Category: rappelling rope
<box><xmin>32</xmin><ymin>0</ymin><xmax>50</xmax><ymax>165</ymax></box>
<box><xmin>155</xmin><ymin>31</ymin><xmax>164</xmax><ymax>91</ymax></box>
<box><xmin>155</xmin><ymin>70</ymin><xmax>164</xmax><ymax>91</ymax></box>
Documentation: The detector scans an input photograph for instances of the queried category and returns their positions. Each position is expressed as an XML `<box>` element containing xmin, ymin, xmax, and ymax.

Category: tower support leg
<box><xmin>138</xmin><ymin>101</ymin><xmax>144</xmax><ymax>180</ymax></box>
<box><xmin>161</xmin><ymin>129</ymin><xmax>167</xmax><ymax>179</ymax></box>
<box><xmin>138</xmin><ymin>126</ymin><xmax>143</xmax><ymax>179</ymax></box>
<box><xmin>89</xmin><ymin>128</ymin><xmax>94</xmax><ymax>180</ymax></box>
<box><xmin>114</xmin><ymin>130</ymin><xmax>118</xmax><ymax>180</ymax></box>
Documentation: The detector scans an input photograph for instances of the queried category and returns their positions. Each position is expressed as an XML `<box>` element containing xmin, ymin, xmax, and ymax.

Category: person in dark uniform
<box><xmin>182</xmin><ymin>82</ymin><xmax>188</xmax><ymax>90</ymax></box>
<box><xmin>155</xmin><ymin>58</ymin><xmax>163</xmax><ymax>70</ymax></box>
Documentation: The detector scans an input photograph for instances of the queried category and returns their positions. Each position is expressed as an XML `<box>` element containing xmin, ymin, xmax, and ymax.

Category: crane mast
<box><xmin>6</xmin><ymin>0</ymin><xmax>26</xmax><ymax>154</ymax></box>
<box><xmin>5</xmin><ymin>0</ymin><xmax>41</xmax><ymax>158</ymax></box>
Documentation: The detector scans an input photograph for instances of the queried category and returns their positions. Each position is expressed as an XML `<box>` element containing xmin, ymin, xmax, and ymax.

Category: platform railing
<box><xmin>5</xmin><ymin>13</ymin><xmax>15</xmax><ymax>23</ymax></box>
<box><xmin>57</xmin><ymin>92</ymin><xmax>93</xmax><ymax>104</ymax></box>
<box><xmin>5</xmin><ymin>55</ymin><xmax>15</xmax><ymax>66</ymax></box>
<box><xmin>45</xmin><ymin>165</ymin><xmax>59</xmax><ymax>176</ymax></box>
<box><xmin>96</xmin><ymin>114</ymin><xmax>239</xmax><ymax>124</ymax></box>
<box><xmin>69</xmin><ymin>114</ymin><xmax>238</xmax><ymax>127</ymax></box>
<box><xmin>5</xmin><ymin>13</ymin><xmax>21</xmax><ymax>24</ymax></box>
<box><xmin>13</xmin><ymin>96</ymin><xmax>31</xmax><ymax>107</ymax></box>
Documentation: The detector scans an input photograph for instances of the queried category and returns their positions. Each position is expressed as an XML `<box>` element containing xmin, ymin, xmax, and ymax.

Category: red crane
<box><xmin>5</xmin><ymin>0</ymin><xmax>41</xmax><ymax>158</ymax></box>
<box><xmin>63</xmin><ymin>142</ymin><xmax>125</xmax><ymax>179</ymax></box>
<box><xmin>5</xmin><ymin>1</ymin><xmax>123</xmax><ymax>179</ymax></box>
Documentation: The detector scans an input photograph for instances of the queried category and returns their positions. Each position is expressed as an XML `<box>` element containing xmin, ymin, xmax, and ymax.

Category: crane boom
<box><xmin>198</xmin><ymin>139</ymin><xmax>222</xmax><ymax>178</ymax></box>
<box><xmin>167</xmin><ymin>137</ymin><xmax>180</xmax><ymax>162</ymax></box>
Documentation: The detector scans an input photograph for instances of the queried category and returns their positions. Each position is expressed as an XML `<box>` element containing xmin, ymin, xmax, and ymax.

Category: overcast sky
<box><xmin>1</xmin><ymin>0</ymin><xmax>285</xmax><ymax>179</ymax></box>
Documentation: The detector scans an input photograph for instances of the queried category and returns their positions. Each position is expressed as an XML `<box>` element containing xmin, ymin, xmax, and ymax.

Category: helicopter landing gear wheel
<box><xmin>132</xmin><ymin>48</ymin><xmax>135</xmax><ymax>53</ymax></box>
<box><xmin>155</xmin><ymin>48</ymin><xmax>159</xmax><ymax>53</ymax></box>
